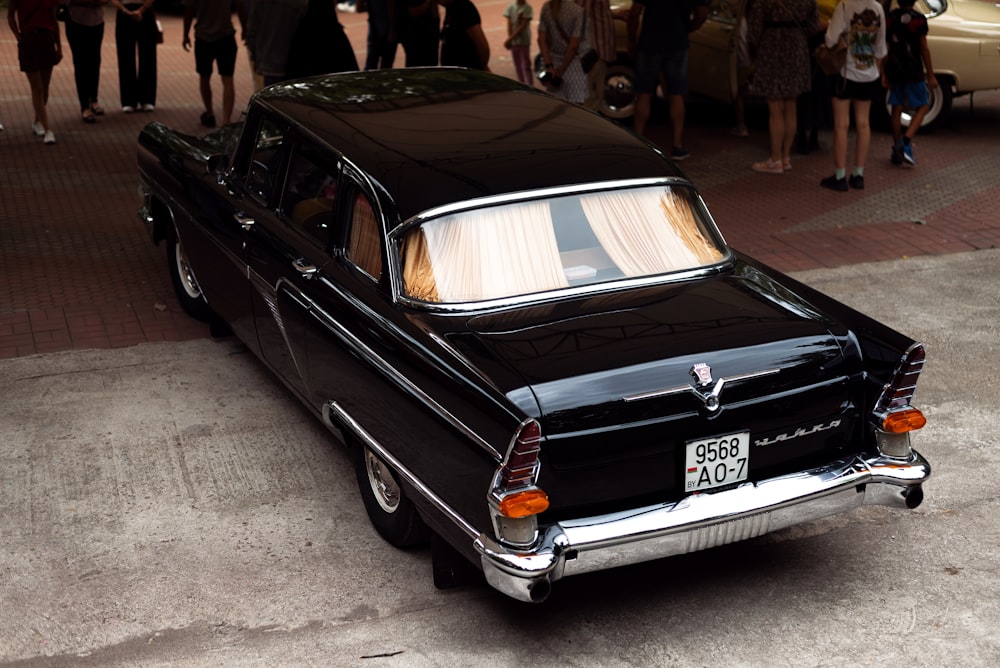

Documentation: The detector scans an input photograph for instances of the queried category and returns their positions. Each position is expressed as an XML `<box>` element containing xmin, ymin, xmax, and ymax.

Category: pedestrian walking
<box><xmin>627</xmin><ymin>0</ymin><xmax>709</xmax><ymax>160</ymax></box>
<box><xmin>819</xmin><ymin>0</ymin><xmax>886</xmax><ymax>191</ymax></box>
<box><xmin>111</xmin><ymin>0</ymin><xmax>158</xmax><ymax>112</ymax></box>
<box><xmin>183</xmin><ymin>0</ymin><xmax>247</xmax><ymax>127</ymax></box>
<box><xmin>364</xmin><ymin>0</ymin><xmax>398</xmax><ymax>69</ymax></box>
<box><xmin>883</xmin><ymin>0</ymin><xmax>936</xmax><ymax>166</ymax></box>
<box><xmin>7</xmin><ymin>0</ymin><xmax>62</xmax><ymax>144</ymax></box>
<box><xmin>62</xmin><ymin>0</ymin><xmax>107</xmax><ymax>124</ymax></box>
<box><xmin>748</xmin><ymin>0</ymin><xmax>820</xmax><ymax>174</ymax></box>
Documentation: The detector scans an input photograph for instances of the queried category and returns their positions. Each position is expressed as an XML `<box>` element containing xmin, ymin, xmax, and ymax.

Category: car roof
<box><xmin>254</xmin><ymin>68</ymin><xmax>686</xmax><ymax>222</ymax></box>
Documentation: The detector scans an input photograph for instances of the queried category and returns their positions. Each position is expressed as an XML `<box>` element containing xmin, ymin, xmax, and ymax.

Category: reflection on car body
<box><xmin>605</xmin><ymin>0</ymin><xmax>1000</xmax><ymax>128</ymax></box>
<box><xmin>137</xmin><ymin>68</ymin><xmax>931</xmax><ymax>603</ymax></box>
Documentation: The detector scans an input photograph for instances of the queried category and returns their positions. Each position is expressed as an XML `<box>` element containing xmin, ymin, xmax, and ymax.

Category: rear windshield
<box><xmin>399</xmin><ymin>185</ymin><xmax>726</xmax><ymax>304</ymax></box>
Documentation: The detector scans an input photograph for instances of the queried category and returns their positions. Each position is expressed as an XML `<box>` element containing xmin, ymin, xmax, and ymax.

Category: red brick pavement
<box><xmin>2</xmin><ymin>6</ymin><xmax>999</xmax><ymax>359</ymax></box>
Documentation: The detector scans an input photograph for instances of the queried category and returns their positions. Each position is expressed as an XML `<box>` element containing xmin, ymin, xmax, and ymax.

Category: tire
<box><xmin>167</xmin><ymin>234</ymin><xmax>212</xmax><ymax>322</ymax></box>
<box><xmin>601</xmin><ymin>61</ymin><xmax>637</xmax><ymax>120</ymax></box>
<box><xmin>354</xmin><ymin>444</ymin><xmax>430</xmax><ymax>548</ymax></box>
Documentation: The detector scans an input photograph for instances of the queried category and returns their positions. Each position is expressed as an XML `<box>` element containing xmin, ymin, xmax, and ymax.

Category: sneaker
<box><xmin>670</xmin><ymin>147</ymin><xmax>690</xmax><ymax>161</ymax></box>
<box><xmin>902</xmin><ymin>141</ymin><xmax>915</xmax><ymax>165</ymax></box>
<box><xmin>820</xmin><ymin>175</ymin><xmax>848</xmax><ymax>192</ymax></box>
<box><xmin>31</xmin><ymin>122</ymin><xmax>45</xmax><ymax>136</ymax></box>
<box><xmin>200</xmin><ymin>111</ymin><xmax>217</xmax><ymax>128</ymax></box>
<box><xmin>848</xmin><ymin>174</ymin><xmax>864</xmax><ymax>190</ymax></box>
<box><xmin>43</xmin><ymin>130</ymin><xmax>56</xmax><ymax>144</ymax></box>
<box><xmin>122</xmin><ymin>105</ymin><xmax>135</xmax><ymax>113</ymax></box>
<box><xmin>0</xmin><ymin>120</ymin><xmax>5</xmax><ymax>132</ymax></box>
<box><xmin>890</xmin><ymin>145</ymin><xmax>903</xmax><ymax>165</ymax></box>
<box><xmin>140</xmin><ymin>103</ymin><xmax>155</xmax><ymax>112</ymax></box>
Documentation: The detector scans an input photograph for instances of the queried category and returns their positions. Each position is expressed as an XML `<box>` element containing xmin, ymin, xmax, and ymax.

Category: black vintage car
<box><xmin>137</xmin><ymin>68</ymin><xmax>930</xmax><ymax>603</ymax></box>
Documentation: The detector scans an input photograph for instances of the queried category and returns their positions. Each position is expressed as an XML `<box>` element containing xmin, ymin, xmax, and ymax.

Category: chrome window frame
<box><xmin>388</xmin><ymin>178</ymin><xmax>734</xmax><ymax>314</ymax></box>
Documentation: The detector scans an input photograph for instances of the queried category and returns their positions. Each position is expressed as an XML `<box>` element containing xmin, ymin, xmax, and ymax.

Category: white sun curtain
<box><xmin>409</xmin><ymin>200</ymin><xmax>569</xmax><ymax>302</ymax></box>
<box><xmin>579</xmin><ymin>188</ymin><xmax>723</xmax><ymax>277</ymax></box>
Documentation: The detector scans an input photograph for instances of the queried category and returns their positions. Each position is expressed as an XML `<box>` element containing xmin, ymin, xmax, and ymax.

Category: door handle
<box><xmin>233</xmin><ymin>211</ymin><xmax>255</xmax><ymax>230</ymax></box>
<box><xmin>293</xmin><ymin>258</ymin><xmax>318</xmax><ymax>278</ymax></box>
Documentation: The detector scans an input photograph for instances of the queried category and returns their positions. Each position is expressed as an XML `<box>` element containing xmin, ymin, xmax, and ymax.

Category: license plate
<box><xmin>685</xmin><ymin>432</ymin><xmax>750</xmax><ymax>492</ymax></box>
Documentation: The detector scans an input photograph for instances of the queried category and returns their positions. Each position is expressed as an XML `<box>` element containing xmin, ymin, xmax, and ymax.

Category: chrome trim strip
<box><xmin>475</xmin><ymin>449</ymin><xmax>930</xmax><ymax>602</ymax></box>
<box><xmin>311</xmin><ymin>276</ymin><xmax>502</xmax><ymax>461</ymax></box>
<box><xmin>623</xmin><ymin>368</ymin><xmax>780</xmax><ymax>409</ymax></box>
<box><xmin>325</xmin><ymin>401</ymin><xmax>480</xmax><ymax>540</ymax></box>
<box><xmin>389</xmin><ymin>177</ymin><xmax>694</xmax><ymax>238</ymax></box>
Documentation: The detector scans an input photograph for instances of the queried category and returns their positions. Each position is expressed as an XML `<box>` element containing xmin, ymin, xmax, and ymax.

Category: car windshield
<box><xmin>399</xmin><ymin>184</ymin><xmax>726</xmax><ymax>304</ymax></box>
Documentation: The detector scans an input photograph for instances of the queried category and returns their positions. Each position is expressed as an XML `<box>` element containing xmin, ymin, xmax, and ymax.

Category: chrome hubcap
<box><xmin>365</xmin><ymin>449</ymin><xmax>400</xmax><ymax>514</ymax></box>
<box><xmin>175</xmin><ymin>242</ymin><xmax>202</xmax><ymax>299</ymax></box>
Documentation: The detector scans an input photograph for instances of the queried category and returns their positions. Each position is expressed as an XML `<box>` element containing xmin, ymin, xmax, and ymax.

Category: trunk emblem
<box><xmin>690</xmin><ymin>363</ymin><xmax>713</xmax><ymax>387</ymax></box>
<box><xmin>623</xmin><ymin>367</ymin><xmax>781</xmax><ymax>413</ymax></box>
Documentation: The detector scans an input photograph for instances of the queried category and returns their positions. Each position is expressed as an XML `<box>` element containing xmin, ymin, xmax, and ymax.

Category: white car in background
<box><xmin>604</xmin><ymin>0</ymin><xmax>1000</xmax><ymax>129</ymax></box>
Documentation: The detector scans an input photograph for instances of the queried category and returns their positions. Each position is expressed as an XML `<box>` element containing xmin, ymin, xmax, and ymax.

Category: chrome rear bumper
<box><xmin>475</xmin><ymin>450</ymin><xmax>930</xmax><ymax>603</ymax></box>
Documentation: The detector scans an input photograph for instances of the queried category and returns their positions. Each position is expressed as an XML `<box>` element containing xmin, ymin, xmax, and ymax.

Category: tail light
<box><xmin>873</xmin><ymin>343</ymin><xmax>927</xmax><ymax>457</ymax></box>
<box><xmin>489</xmin><ymin>419</ymin><xmax>549</xmax><ymax>546</ymax></box>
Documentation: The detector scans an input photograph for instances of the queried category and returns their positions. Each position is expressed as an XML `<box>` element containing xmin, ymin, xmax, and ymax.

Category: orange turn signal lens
<box><xmin>498</xmin><ymin>489</ymin><xmax>550</xmax><ymax>518</ymax></box>
<box><xmin>882</xmin><ymin>409</ymin><xmax>927</xmax><ymax>433</ymax></box>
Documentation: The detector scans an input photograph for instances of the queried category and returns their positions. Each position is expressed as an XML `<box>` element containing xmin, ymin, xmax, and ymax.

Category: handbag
<box><xmin>580</xmin><ymin>49</ymin><xmax>599</xmax><ymax>74</ymax></box>
<box><xmin>814</xmin><ymin>36</ymin><xmax>847</xmax><ymax>76</ymax></box>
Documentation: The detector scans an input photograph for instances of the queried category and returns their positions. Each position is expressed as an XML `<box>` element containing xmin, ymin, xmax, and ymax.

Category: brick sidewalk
<box><xmin>2</xmin><ymin>8</ymin><xmax>999</xmax><ymax>359</ymax></box>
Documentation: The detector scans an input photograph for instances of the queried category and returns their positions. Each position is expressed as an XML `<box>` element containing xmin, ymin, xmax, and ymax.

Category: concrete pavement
<box><xmin>1</xmin><ymin>247</ymin><xmax>998</xmax><ymax>665</ymax></box>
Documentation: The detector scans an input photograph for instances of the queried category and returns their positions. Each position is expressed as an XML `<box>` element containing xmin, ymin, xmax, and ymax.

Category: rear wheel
<box><xmin>355</xmin><ymin>444</ymin><xmax>430</xmax><ymax>547</ymax></box>
<box><xmin>167</xmin><ymin>234</ymin><xmax>212</xmax><ymax>322</ymax></box>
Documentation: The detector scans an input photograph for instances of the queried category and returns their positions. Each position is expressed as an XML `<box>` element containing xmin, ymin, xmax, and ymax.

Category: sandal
<box><xmin>90</xmin><ymin>104</ymin><xmax>105</xmax><ymax>116</ymax></box>
<box><xmin>783</xmin><ymin>158</ymin><xmax>792</xmax><ymax>171</ymax></box>
<box><xmin>82</xmin><ymin>109</ymin><xmax>96</xmax><ymax>124</ymax></box>
<box><xmin>751</xmin><ymin>159</ymin><xmax>784</xmax><ymax>175</ymax></box>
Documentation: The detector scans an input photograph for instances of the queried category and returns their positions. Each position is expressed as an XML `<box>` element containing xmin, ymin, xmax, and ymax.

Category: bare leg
<box><xmin>26</xmin><ymin>71</ymin><xmax>49</xmax><ymax>130</ymax></box>
<box><xmin>852</xmin><ymin>98</ymin><xmax>872</xmax><ymax>171</ymax></box>
<box><xmin>831</xmin><ymin>96</ymin><xmax>851</xmax><ymax>171</ymax></box>
<box><xmin>634</xmin><ymin>92</ymin><xmax>652</xmax><ymax>137</ymax></box>
<box><xmin>767</xmin><ymin>98</ymin><xmax>784</xmax><ymax>162</ymax></box>
<box><xmin>199</xmin><ymin>75</ymin><xmax>213</xmax><ymax>116</ymax></box>
<box><xmin>221</xmin><ymin>75</ymin><xmax>235</xmax><ymax>125</ymax></box>
<box><xmin>668</xmin><ymin>94</ymin><xmax>685</xmax><ymax>150</ymax></box>
<box><xmin>781</xmin><ymin>97</ymin><xmax>797</xmax><ymax>163</ymax></box>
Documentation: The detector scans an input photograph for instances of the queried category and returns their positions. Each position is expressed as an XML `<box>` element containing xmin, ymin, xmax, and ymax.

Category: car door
<box><xmin>689</xmin><ymin>0</ymin><xmax>744</xmax><ymax>104</ymax></box>
<box><xmin>246</xmin><ymin>132</ymin><xmax>343</xmax><ymax>400</ymax></box>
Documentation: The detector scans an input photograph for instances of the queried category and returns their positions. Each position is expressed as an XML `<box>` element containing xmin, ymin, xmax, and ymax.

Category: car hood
<box><xmin>457</xmin><ymin>264</ymin><xmax>851</xmax><ymax>426</ymax></box>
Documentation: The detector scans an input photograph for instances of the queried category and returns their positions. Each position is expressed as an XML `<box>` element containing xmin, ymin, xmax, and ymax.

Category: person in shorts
<box><xmin>183</xmin><ymin>0</ymin><xmax>247</xmax><ymax>127</ymax></box>
<box><xmin>8</xmin><ymin>0</ymin><xmax>62</xmax><ymax>144</ymax></box>
<box><xmin>819</xmin><ymin>0</ymin><xmax>886</xmax><ymax>192</ymax></box>
<box><xmin>883</xmin><ymin>0</ymin><xmax>936</xmax><ymax>166</ymax></box>
<box><xmin>627</xmin><ymin>0</ymin><xmax>709</xmax><ymax>160</ymax></box>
